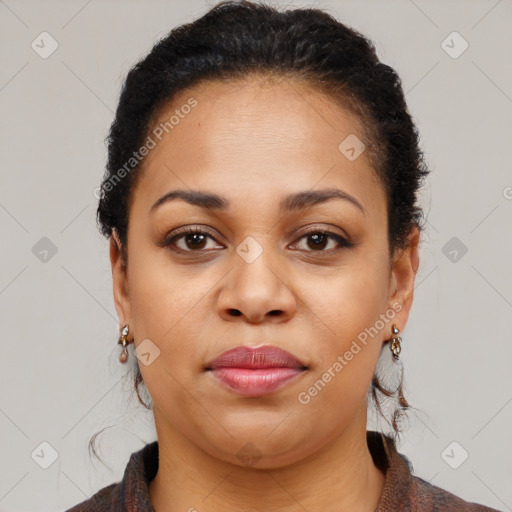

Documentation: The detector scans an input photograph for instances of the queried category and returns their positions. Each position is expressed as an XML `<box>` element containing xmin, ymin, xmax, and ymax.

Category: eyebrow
<box><xmin>150</xmin><ymin>187</ymin><xmax>366</xmax><ymax>215</ymax></box>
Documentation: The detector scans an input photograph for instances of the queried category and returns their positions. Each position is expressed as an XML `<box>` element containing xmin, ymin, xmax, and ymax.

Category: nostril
<box><xmin>229</xmin><ymin>309</ymin><xmax>242</xmax><ymax>316</ymax></box>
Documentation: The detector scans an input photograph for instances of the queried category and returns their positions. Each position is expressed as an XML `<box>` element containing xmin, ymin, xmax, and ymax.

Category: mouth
<box><xmin>204</xmin><ymin>345</ymin><xmax>308</xmax><ymax>397</ymax></box>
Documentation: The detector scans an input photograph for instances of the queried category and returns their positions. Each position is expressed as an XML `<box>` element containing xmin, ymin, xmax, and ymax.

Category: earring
<box><xmin>390</xmin><ymin>324</ymin><xmax>402</xmax><ymax>360</ymax></box>
<box><xmin>118</xmin><ymin>325</ymin><xmax>133</xmax><ymax>363</ymax></box>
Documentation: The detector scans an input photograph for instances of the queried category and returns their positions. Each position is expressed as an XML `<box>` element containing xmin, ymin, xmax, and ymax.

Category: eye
<box><xmin>290</xmin><ymin>228</ymin><xmax>353</xmax><ymax>253</ymax></box>
<box><xmin>160</xmin><ymin>226</ymin><xmax>223</xmax><ymax>253</ymax></box>
<box><xmin>159</xmin><ymin>226</ymin><xmax>354</xmax><ymax>255</ymax></box>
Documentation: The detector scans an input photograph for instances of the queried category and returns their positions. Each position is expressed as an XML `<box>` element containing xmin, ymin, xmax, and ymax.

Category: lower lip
<box><xmin>209</xmin><ymin>367</ymin><xmax>305</xmax><ymax>397</ymax></box>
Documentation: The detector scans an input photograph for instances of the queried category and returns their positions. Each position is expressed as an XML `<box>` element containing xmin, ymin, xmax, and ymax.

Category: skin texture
<box><xmin>110</xmin><ymin>75</ymin><xmax>420</xmax><ymax>512</ymax></box>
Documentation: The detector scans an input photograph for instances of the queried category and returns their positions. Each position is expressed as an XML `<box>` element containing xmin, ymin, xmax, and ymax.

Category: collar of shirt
<box><xmin>67</xmin><ymin>430</ymin><xmax>498</xmax><ymax>511</ymax></box>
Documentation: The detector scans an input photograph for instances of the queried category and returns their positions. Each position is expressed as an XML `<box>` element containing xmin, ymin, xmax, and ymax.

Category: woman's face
<box><xmin>111</xmin><ymin>76</ymin><xmax>418</xmax><ymax>468</ymax></box>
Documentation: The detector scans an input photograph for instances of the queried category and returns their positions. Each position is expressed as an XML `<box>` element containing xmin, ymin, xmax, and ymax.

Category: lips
<box><xmin>205</xmin><ymin>345</ymin><xmax>308</xmax><ymax>397</ymax></box>
<box><xmin>205</xmin><ymin>345</ymin><xmax>307</xmax><ymax>370</ymax></box>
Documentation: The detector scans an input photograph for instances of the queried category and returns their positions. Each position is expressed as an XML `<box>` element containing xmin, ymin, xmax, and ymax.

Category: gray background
<box><xmin>1</xmin><ymin>0</ymin><xmax>511</xmax><ymax>511</ymax></box>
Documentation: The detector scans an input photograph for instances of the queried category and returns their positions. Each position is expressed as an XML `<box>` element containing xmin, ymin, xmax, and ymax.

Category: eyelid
<box><xmin>294</xmin><ymin>224</ymin><xmax>349</xmax><ymax>240</ymax></box>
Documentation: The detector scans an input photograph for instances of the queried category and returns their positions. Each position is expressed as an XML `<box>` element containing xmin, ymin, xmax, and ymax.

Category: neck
<box><xmin>149</xmin><ymin>408</ymin><xmax>386</xmax><ymax>512</ymax></box>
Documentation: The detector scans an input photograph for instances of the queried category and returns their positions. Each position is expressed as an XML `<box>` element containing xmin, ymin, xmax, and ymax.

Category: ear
<box><xmin>387</xmin><ymin>225</ymin><xmax>420</xmax><ymax>333</ymax></box>
<box><xmin>110</xmin><ymin>230</ymin><xmax>131</xmax><ymax>327</ymax></box>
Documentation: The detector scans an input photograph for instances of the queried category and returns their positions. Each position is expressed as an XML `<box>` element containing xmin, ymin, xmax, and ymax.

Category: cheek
<box><xmin>312</xmin><ymin>255</ymin><xmax>390</xmax><ymax>340</ymax></box>
<box><xmin>298</xmin><ymin>254</ymin><xmax>390</xmax><ymax>392</ymax></box>
<box><xmin>126</xmin><ymin>251</ymin><xmax>212</xmax><ymax>383</ymax></box>
<box><xmin>127</xmin><ymin>241</ymin><xmax>209</xmax><ymax>333</ymax></box>
<box><xmin>295</xmin><ymin>299</ymin><xmax>385</xmax><ymax>436</ymax></box>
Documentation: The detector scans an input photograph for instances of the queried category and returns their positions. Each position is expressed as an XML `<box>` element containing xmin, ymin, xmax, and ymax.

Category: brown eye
<box><xmin>161</xmin><ymin>226</ymin><xmax>224</xmax><ymax>253</ymax></box>
<box><xmin>159</xmin><ymin>226</ymin><xmax>354</xmax><ymax>256</ymax></box>
<box><xmin>291</xmin><ymin>229</ymin><xmax>353</xmax><ymax>253</ymax></box>
<box><xmin>181</xmin><ymin>232</ymin><xmax>209</xmax><ymax>250</ymax></box>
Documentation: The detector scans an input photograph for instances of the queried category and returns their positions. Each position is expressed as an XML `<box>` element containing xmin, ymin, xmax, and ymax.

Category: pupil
<box><xmin>186</xmin><ymin>234</ymin><xmax>206</xmax><ymax>249</ymax></box>
<box><xmin>309</xmin><ymin>233</ymin><xmax>327</xmax><ymax>250</ymax></box>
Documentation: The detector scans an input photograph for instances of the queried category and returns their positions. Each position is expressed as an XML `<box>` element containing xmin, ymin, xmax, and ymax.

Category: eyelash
<box><xmin>159</xmin><ymin>225</ymin><xmax>354</xmax><ymax>255</ymax></box>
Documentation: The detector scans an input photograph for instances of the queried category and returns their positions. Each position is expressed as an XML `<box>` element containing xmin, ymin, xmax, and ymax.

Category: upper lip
<box><xmin>205</xmin><ymin>345</ymin><xmax>307</xmax><ymax>370</ymax></box>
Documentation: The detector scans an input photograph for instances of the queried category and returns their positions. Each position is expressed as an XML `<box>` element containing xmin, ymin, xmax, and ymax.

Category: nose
<box><xmin>216</xmin><ymin>253</ymin><xmax>297</xmax><ymax>324</ymax></box>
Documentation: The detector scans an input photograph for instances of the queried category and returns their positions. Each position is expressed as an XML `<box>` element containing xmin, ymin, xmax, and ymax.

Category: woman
<box><xmin>66</xmin><ymin>1</ymin><xmax>500</xmax><ymax>510</ymax></box>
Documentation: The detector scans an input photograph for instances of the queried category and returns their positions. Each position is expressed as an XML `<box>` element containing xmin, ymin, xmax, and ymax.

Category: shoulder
<box><xmin>368</xmin><ymin>430</ymin><xmax>501</xmax><ymax>512</ymax></box>
<box><xmin>63</xmin><ymin>482</ymin><xmax>122</xmax><ymax>511</ymax></box>
<box><xmin>412</xmin><ymin>474</ymin><xmax>502</xmax><ymax>512</ymax></box>
<box><xmin>63</xmin><ymin>440</ymin><xmax>158</xmax><ymax>511</ymax></box>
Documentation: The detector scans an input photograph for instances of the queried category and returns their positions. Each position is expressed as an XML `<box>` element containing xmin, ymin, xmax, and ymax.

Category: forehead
<box><xmin>131</xmin><ymin>76</ymin><xmax>385</xmax><ymax>218</ymax></box>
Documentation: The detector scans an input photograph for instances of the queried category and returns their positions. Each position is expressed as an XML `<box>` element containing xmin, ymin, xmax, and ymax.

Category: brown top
<box><xmin>65</xmin><ymin>430</ymin><xmax>501</xmax><ymax>511</ymax></box>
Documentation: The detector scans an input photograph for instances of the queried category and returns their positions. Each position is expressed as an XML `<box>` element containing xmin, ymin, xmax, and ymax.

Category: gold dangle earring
<box><xmin>390</xmin><ymin>324</ymin><xmax>402</xmax><ymax>360</ymax></box>
<box><xmin>118</xmin><ymin>325</ymin><xmax>133</xmax><ymax>363</ymax></box>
